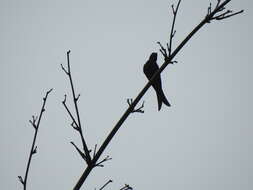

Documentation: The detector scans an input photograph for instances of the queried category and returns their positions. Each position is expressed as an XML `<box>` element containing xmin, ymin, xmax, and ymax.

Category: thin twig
<box><xmin>157</xmin><ymin>0</ymin><xmax>181</xmax><ymax>62</ymax></box>
<box><xmin>71</xmin><ymin>141</ymin><xmax>87</xmax><ymax>161</ymax></box>
<box><xmin>206</xmin><ymin>0</ymin><xmax>244</xmax><ymax>22</ymax></box>
<box><xmin>213</xmin><ymin>9</ymin><xmax>244</xmax><ymax>20</ymax></box>
<box><xmin>99</xmin><ymin>179</ymin><xmax>113</xmax><ymax>190</ymax></box>
<box><xmin>120</xmin><ymin>184</ymin><xmax>133</xmax><ymax>190</ymax></box>
<box><xmin>168</xmin><ymin>0</ymin><xmax>181</xmax><ymax>57</ymax></box>
<box><xmin>62</xmin><ymin>95</ymin><xmax>79</xmax><ymax>130</ymax></box>
<box><xmin>127</xmin><ymin>98</ymin><xmax>145</xmax><ymax>113</ymax></box>
<box><xmin>61</xmin><ymin>50</ymin><xmax>91</xmax><ymax>164</ymax></box>
<box><xmin>18</xmin><ymin>88</ymin><xmax>53</xmax><ymax>190</ymax></box>
<box><xmin>95</xmin><ymin>155</ymin><xmax>112</xmax><ymax>167</ymax></box>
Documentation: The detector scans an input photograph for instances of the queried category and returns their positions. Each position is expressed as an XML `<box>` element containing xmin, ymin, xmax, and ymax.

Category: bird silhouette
<box><xmin>143</xmin><ymin>52</ymin><xmax>171</xmax><ymax>111</ymax></box>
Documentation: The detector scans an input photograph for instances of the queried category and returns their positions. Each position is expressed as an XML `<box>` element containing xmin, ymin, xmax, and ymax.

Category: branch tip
<box><xmin>62</xmin><ymin>94</ymin><xmax>67</xmax><ymax>104</ymax></box>
<box><xmin>75</xmin><ymin>94</ymin><xmax>81</xmax><ymax>101</ymax></box>
<box><xmin>99</xmin><ymin>179</ymin><xmax>113</xmax><ymax>190</ymax></box>
<box><xmin>95</xmin><ymin>155</ymin><xmax>112</xmax><ymax>167</ymax></box>
<box><xmin>206</xmin><ymin>0</ymin><xmax>243</xmax><ymax>22</ymax></box>
<box><xmin>61</xmin><ymin>63</ymin><xmax>69</xmax><ymax>75</ymax></box>
<box><xmin>18</xmin><ymin>176</ymin><xmax>24</xmax><ymax>184</ymax></box>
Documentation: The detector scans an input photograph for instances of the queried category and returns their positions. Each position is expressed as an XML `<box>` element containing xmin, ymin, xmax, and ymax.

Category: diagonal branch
<box><xmin>205</xmin><ymin>0</ymin><xmax>244</xmax><ymax>22</ymax></box>
<box><xmin>73</xmin><ymin>1</ymin><xmax>243</xmax><ymax>189</ymax></box>
<box><xmin>18</xmin><ymin>88</ymin><xmax>53</xmax><ymax>190</ymax></box>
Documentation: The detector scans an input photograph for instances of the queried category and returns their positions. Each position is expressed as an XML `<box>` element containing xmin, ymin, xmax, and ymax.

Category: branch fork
<box><xmin>206</xmin><ymin>0</ymin><xmax>243</xmax><ymax>22</ymax></box>
<box><xmin>95</xmin><ymin>155</ymin><xmax>112</xmax><ymax>167</ymax></box>
<box><xmin>127</xmin><ymin>98</ymin><xmax>144</xmax><ymax>113</ymax></box>
<box><xmin>61</xmin><ymin>51</ymin><xmax>92</xmax><ymax>165</ymax></box>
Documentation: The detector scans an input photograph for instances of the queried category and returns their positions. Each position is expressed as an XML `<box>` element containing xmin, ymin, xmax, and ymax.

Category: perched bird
<box><xmin>143</xmin><ymin>52</ymin><xmax>171</xmax><ymax>111</ymax></box>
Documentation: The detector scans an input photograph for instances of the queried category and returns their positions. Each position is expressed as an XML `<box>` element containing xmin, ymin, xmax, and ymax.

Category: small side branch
<box><xmin>120</xmin><ymin>184</ymin><xmax>133</xmax><ymax>190</ymax></box>
<box><xmin>168</xmin><ymin>0</ymin><xmax>181</xmax><ymax>57</ymax></box>
<box><xmin>61</xmin><ymin>50</ymin><xmax>91</xmax><ymax>165</ymax></box>
<box><xmin>206</xmin><ymin>0</ymin><xmax>244</xmax><ymax>22</ymax></box>
<box><xmin>99</xmin><ymin>179</ymin><xmax>113</xmax><ymax>190</ymax></box>
<box><xmin>18</xmin><ymin>88</ymin><xmax>53</xmax><ymax>190</ymax></box>
<box><xmin>127</xmin><ymin>98</ymin><xmax>144</xmax><ymax>113</ymax></box>
<box><xmin>157</xmin><ymin>0</ymin><xmax>181</xmax><ymax>62</ymax></box>
<box><xmin>62</xmin><ymin>94</ymin><xmax>79</xmax><ymax>131</ymax></box>
<box><xmin>71</xmin><ymin>141</ymin><xmax>88</xmax><ymax>161</ymax></box>
<box><xmin>93</xmin><ymin>144</ymin><xmax>98</xmax><ymax>159</ymax></box>
<box><xmin>95</xmin><ymin>155</ymin><xmax>112</xmax><ymax>167</ymax></box>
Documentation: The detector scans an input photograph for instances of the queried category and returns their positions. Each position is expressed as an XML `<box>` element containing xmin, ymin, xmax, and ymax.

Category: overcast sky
<box><xmin>1</xmin><ymin>0</ymin><xmax>252</xmax><ymax>190</ymax></box>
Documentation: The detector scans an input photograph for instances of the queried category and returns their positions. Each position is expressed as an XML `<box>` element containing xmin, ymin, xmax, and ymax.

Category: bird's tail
<box><xmin>157</xmin><ymin>90</ymin><xmax>171</xmax><ymax>111</ymax></box>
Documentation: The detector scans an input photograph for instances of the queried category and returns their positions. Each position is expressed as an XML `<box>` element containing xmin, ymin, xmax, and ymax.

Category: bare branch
<box><xmin>120</xmin><ymin>184</ymin><xmax>133</xmax><ymax>190</ymax></box>
<box><xmin>216</xmin><ymin>0</ymin><xmax>221</xmax><ymax>8</ymax></box>
<box><xmin>29</xmin><ymin>115</ymin><xmax>37</xmax><ymax>129</ymax></box>
<box><xmin>62</xmin><ymin>95</ymin><xmax>79</xmax><ymax>130</ymax></box>
<box><xmin>206</xmin><ymin>0</ymin><xmax>243</xmax><ymax>22</ymax></box>
<box><xmin>99</xmin><ymin>179</ymin><xmax>113</xmax><ymax>190</ymax></box>
<box><xmin>71</xmin><ymin>141</ymin><xmax>87</xmax><ymax>161</ymax></box>
<box><xmin>61</xmin><ymin>63</ymin><xmax>69</xmax><ymax>75</ymax></box>
<box><xmin>213</xmin><ymin>10</ymin><xmax>244</xmax><ymax>20</ymax></box>
<box><xmin>168</xmin><ymin>0</ymin><xmax>181</xmax><ymax>57</ymax></box>
<box><xmin>127</xmin><ymin>98</ymin><xmax>145</xmax><ymax>113</ymax></box>
<box><xmin>19</xmin><ymin>89</ymin><xmax>53</xmax><ymax>190</ymax></box>
<box><xmin>95</xmin><ymin>155</ymin><xmax>112</xmax><ymax>167</ymax></box>
<box><xmin>61</xmin><ymin>51</ymin><xmax>91</xmax><ymax>164</ymax></box>
<box><xmin>32</xmin><ymin>146</ymin><xmax>37</xmax><ymax>155</ymax></box>
<box><xmin>18</xmin><ymin>176</ymin><xmax>24</xmax><ymax>185</ymax></box>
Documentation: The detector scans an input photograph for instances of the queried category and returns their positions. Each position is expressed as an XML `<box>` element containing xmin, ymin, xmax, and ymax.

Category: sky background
<box><xmin>1</xmin><ymin>0</ymin><xmax>252</xmax><ymax>190</ymax></box>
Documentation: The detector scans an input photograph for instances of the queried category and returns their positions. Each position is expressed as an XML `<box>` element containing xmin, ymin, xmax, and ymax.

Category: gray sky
<box><xmin>1</xmin><ymin>0</ymin><xmax>252</xmax><ymax>190</ymax></box>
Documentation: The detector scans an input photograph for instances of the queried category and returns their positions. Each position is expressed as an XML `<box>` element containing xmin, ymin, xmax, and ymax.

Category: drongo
<box><xmin>143</xmin><ymin>52</ymin><xmax>171</xmax><ymax>110</ymax></box>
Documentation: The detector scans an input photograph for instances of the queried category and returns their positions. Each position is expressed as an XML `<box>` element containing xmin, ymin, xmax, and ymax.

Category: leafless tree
<box><xmin>19</xmin><ymin>1</ymin><xmax>243</xmax><ymax>190</ymax></box>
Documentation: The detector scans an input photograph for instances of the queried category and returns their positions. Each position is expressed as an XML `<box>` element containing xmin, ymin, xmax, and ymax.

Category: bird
<box><xmin>143</xmin><ymin>52</ymin><xmax>171</xmax><ymax>111</ymax></box>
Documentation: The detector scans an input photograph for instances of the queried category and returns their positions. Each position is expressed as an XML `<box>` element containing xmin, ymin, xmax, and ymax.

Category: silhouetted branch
<box><xmin>99</xmin><ymin>179</ymin><xmax>113</xmax><ymax>190</ymax></box>
<box><xmin>168</xmin><ymin>0</ymin><xmax>181</xmax><ymax>57</ymax></box>
<box><xmin>62</xmin><ymin>94</ymin><xmax>79</xmax><ymax>130</ymax></box>
<box><xmin>206</xmin><ymin>0</ymin><xmax>243</xmax><ymax>22</ymax></box>
<box><xmin>71</xmin><ymin>141</ymin><xmax>88</xmax><ymax>161</ymax></box>
<box><xmin>73</xmin><ymin>1</ymin><xmax>243</xmax><ymax>189</ymax></box>
<box><xmin>95</xmin><ymin>155</ymin><xmax>112</xmax><ymax>167</ymax></box>
<box><xmin>29</xmin><ymin>115</ymin><xmax>38</xmax><ymax>129</ymax></box>
<box><xmin>61</xmin><ymin>50</ymin><xmax>91</xmax><ymax>165</ymax></box>
<box><xmin>18</xmin><ymin>88</ymin><xmax>53</xmax><ymax>190</ymax></box>
<box><xmin>127</xmin><ymin>98</ymin><xmax>145</xmax><ymax>113</ymax></box>
<box><xmin>120</xmin><ymin>184</ymin><xmax>133</xmax><ymax>190</ymax></box>
<box><xmin>157</xmin><ymin>0</ymin><xmax>181</xmax><ymax>62</ymax></box>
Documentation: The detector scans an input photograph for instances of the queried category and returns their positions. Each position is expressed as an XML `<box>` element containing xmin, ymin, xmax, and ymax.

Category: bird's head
<box><xmin>149</xmin><ymin>52</ymin><xmax>157</xmax><ymax>62</ymax></box>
